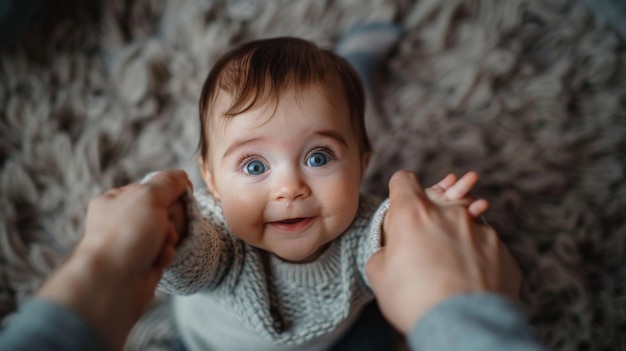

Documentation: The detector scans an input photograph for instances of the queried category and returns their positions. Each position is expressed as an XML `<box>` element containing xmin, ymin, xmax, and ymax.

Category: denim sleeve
<box><xmin>408</xmin><ymin>293</ymin><xmax>549</xmax><ymax>351</ymax></box>
<box><xmin>0</xmin><ymin>299</ymin><xmax>110</xmax><ymax>351</ymax></box>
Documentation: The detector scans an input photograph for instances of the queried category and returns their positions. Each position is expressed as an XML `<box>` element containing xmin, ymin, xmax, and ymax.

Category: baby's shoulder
<box><xmin>193</xmin><ymin>188</ymin><xmax>222</xmax><ymax>212</ymax></box>
<box><xmin>192</xmin><ymin>188</ymin><xmax>230</xmax><ymax>229</ymax></box>
<box><xmin>341</xmin><ymin>193</ymin><xmax>385</xmax><ymax>234</ymax></box>
<box><xmin>358</xmin><ymin>193</ymin><xmax>386</xmax><ymax>217</ymax></box>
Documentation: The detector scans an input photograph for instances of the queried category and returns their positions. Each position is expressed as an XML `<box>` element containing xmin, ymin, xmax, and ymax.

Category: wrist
<box><xmin>38</xmin><ymin>250</ymin><xmax>139</xmax><ymax>350</ymax></box>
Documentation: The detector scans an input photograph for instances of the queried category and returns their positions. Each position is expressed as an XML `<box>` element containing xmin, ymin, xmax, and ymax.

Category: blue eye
<box><xmin>307</xmin><ymin>152</ymin><xmax>331</xmax><ymax>167</ymax></box>
<box><xmin>244</xmin><ymin>160</ymin><xmax>267</xmax><ymax>175</ymax></box>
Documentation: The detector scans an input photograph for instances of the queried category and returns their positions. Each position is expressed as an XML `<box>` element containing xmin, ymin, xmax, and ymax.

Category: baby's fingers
<box><xmin>468</xmin><ymin>199</ymin><xmax>489</xmax><ymax>218</ymax></box>
<box><xmin>435</xmin><ymin>173</ymin><xmax>457</xmax><ymax>190</ymax></box>
<box><xmin>425</xmin><ymin>174</ymin><xmax>456</xmax><ymax>202</ymax></box>
<box><xmin>444</xmin><ymin>171</ymin><xmax>478</xmax><ymax>201</ymax></box>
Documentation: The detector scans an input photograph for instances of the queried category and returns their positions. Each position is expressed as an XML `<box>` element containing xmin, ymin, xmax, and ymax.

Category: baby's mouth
<box><xmin>278</xmin><ymin>218</ymin><xmax>306</xmax><ymax>224</ymax></box>
<box><xmin>270</xmin><ymin>217</ymin><xmax>315</xmax><ymax>232</ymax></box>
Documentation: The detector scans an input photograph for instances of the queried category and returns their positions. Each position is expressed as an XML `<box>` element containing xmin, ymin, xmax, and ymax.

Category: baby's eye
<box><xmin>244</xmin><ymin>160</ymin><xmax>267</xmax><ymax>175</ymax></box>
<box><xmin>306</xmin><ymin>151</ymin><xmax>331</xmax><ymax>167</ymax></box>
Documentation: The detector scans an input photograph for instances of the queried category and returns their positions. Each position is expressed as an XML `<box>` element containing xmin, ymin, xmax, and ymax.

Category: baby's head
<box><xmin>198</xmin><ymin>37</ymin><xmax>371</xmax><ymax>262</ymax></box>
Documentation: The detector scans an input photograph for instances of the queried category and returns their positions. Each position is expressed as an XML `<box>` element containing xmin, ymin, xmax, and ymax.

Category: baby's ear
<box><xmin>199</xmin><ymin>157</ymin><xmax>221</xmax><ymax>200</ymax></box>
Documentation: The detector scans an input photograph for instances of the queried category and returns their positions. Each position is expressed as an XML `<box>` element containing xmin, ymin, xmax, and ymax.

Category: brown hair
<box><xmin>198</xmin><ymin>37</ymin><xmax>370</xmax><ymax>163</ymax></box>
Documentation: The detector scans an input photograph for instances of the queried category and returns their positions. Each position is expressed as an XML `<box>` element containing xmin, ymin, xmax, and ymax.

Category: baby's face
<box><xmin>202</xmin><ymin>86</ymin><xmax>367</xmax><ymax>262</ymax></box>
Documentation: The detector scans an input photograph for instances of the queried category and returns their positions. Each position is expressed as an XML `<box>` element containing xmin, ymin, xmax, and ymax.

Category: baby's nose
<box><xmin>271</xmin><ymin>169</ymin><xmax>311</xmax><ymax>201</ymax></box>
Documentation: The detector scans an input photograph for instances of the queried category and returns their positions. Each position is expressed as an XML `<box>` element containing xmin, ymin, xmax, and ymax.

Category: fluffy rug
<box><xmin>1</xmin><ymin>0</ymin><xmax>625</xmax><ymax>350</ymax></box>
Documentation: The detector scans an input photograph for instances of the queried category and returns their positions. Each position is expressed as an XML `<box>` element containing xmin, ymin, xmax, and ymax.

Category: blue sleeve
<box><xmin>0</xmin><ymin>299</ymin><xmax>110</xmax><ymax>351</ymax></box>
<box><xmin>408</xmin><ymin>293</ymin><xmax>549</xmax><ymax>351</ymax></box>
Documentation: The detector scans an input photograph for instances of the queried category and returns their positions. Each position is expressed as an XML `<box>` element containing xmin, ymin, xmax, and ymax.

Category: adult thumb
<box><xmin>365</xmin><ymin>249</ymin><xmax>385</xmax><ymax>287</ymax></box>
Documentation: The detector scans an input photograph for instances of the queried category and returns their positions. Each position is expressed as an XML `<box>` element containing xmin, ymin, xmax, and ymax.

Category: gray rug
<box><xmin>1</xmin><ymin>0</ymin><xmax>625</xmax><ymax>350</ymax></box>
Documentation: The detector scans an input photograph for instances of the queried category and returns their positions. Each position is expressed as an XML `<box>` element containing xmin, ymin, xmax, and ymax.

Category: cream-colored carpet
<box><xmin>1</xmin><ymin>0</ymin><xmax>625</xmax><ymax>350</ymax></box>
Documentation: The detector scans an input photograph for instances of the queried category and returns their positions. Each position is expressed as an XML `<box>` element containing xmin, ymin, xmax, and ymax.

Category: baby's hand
<box><xmin>425</xmin><ymin>171</ymin><xmax>489</xmax><ymax>218</ymax></box>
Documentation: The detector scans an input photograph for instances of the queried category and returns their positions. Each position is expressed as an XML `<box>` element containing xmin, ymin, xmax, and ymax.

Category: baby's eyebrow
<box><xmin>222</xmin><ymin>136</ymin><xmax>264</xmax><ymax>159</ymax></box>
<box><xmin>315</xmin><ymin>130</ymin><xmax>348</xmax><ymax>147</ymax></box>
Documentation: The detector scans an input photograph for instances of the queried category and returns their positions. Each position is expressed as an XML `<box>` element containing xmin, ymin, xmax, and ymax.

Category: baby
<box><xmin>161</xmin><ymin>35</ymin><xmax>488</xmax><ymax>351</ymax></box>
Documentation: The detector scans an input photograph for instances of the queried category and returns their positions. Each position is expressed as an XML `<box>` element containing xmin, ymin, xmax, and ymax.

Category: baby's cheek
<box><xmin>221</xmin><ymin>195</ymin><xmax>266</xmax><ymax>243</ymax></box>
<box><xmin>325</xmin><ymin>187</ymin><xmax>360</xmax><ymax>232</ymax></box>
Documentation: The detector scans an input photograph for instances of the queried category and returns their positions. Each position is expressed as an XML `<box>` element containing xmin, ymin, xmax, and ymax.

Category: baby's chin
<box><xmin>272</xmin><ymin>243</ymin><xmax>331</xmax><ymax>264</ymax></box>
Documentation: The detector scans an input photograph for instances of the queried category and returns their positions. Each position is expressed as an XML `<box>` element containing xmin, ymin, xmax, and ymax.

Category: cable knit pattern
<box><xmin>158</xmin><ymin>187</ymin><xmax>236</xmax><ymax>294</ymax></box>
<box><xmin>160</xmin><ymin>188</ymin><xmax>388</xmax><ymax>351</ymax></box>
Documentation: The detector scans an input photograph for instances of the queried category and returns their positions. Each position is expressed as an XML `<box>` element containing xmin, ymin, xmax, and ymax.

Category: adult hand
<box><xmin>366</xmin><ymin>170</ymin><xmax>521</xmax><ymax>334</ymax></box>
<box><xmin>37</xmin><ymin>170</ymin><xmax>191</xmax><ymax>350</ymax></box>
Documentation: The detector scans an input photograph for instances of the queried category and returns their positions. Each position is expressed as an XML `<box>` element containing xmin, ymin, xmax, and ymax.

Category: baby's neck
<box><xmin>272</xmin><ymin>242</ymin><xmax>331</xmax><ymax>264</ymax></box>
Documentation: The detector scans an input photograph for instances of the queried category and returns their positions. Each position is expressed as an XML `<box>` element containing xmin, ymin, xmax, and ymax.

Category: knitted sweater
<box><xmin>159</xmin><ymin>188</ymin><xmax>389</xmax><ymax>351</ymax></box>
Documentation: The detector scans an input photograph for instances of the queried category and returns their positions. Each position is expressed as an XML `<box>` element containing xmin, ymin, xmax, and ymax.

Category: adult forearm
<box><xmin>37</xmin><ymin>250</ymin><xmax>147</xmax><ymax>351</ymax></box>
<box><xmin>2</xmin><ymin>170</ymin><xmax>190</xmax><ymax>350</ymax></box>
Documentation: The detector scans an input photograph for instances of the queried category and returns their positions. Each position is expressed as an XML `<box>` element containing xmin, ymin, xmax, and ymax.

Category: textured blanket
<box><xmin>1</xmin><ymin>0</ymin><xmax>625</xmax><ymax>350</ymax></box>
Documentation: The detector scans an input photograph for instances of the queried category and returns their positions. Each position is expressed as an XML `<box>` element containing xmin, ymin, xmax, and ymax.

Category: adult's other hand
<box><xmin>366</xmin><ymin>170</ymin><xmax>521</xmax><ymax>334</ymax></box>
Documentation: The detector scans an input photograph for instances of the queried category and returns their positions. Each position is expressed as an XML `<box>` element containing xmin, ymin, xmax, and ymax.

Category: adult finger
<box><xmin>384</xmin><ymin>171</ymin><xmax>433</xmax><ymax>246</ymax></box>
<box><xmin>388</xmin><ymin>170</ymin><xmax>429</xmax><ymax>205</ymax></box>
<box><xmin>101</xmin><ymin>186</ymin><xmax>125</xmax><ymax>199</ymax></box>
<box><xmin>365</xmin><ymin>247</ymin><xmax>385</xmax><ymax>284</ymax></box>
<box><xmin>141</xmin><ymin>170</ymin><xmax>190</xmax><ymax>207</ymax></box>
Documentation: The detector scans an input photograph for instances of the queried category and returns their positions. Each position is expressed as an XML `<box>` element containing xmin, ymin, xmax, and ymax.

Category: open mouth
<box><xmin>278</xmin><ymin>218</ymin><xmax>306</xmax><ymax>224</ymax></box>
<box><xmin>270</xmin><ymin>217</ymin><xmax>315</xmax><ymax>232</ymax></box>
